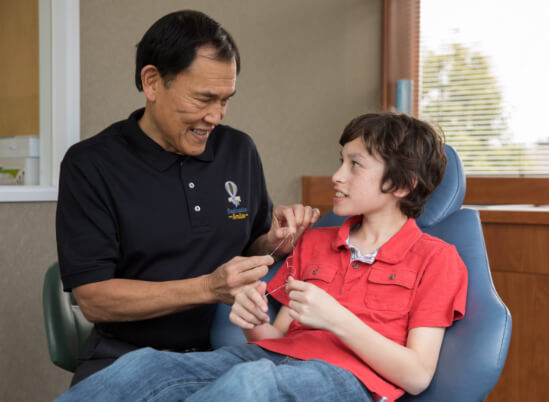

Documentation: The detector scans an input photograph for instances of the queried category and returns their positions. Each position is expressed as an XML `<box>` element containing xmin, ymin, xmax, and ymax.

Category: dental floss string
<box><xmin>265</xmin><ymin>233</ymin><xmax>296</xmax><ymax>297</ymax></box>
<box><xmin>269</xmin><ymin>232</ymin><xmax>292</xmax><ymax>257</ymax></box>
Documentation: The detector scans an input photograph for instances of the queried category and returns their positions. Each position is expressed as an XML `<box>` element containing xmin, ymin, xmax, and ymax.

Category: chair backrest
<box><xmin>210</xmin><ymin>145</ymin><xmax>512</xmax><ymax>401</ymax></box>
<box><xmin>402</xmin><ymin>209</ymin><xmax>511</xmax><ymax>401</ymax></box>
<box><xmin>42</xmin><ymin>262</ymin><xmax>93</xmax><ymax>372</ymax></box>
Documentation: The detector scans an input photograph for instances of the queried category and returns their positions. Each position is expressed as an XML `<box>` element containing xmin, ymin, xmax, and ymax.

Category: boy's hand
<box><xmin>229</xmin><ymin>281</ymin><xmax>270</xmax><ymax>329</ymax></box>
<box><xmin>286</xmin><ymin>277</ymin><xmax>349</xmax><ymax>331</ymax></box>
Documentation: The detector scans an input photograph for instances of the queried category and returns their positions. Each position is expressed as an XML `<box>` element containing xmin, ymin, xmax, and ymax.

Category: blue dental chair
<box><xmin>210</xmin><ymin>145</ymin><xmax>512</xmax><ymax>401</ymax></box>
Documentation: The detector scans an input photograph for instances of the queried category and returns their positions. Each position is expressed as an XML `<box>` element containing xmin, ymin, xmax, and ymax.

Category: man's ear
<box><xmin>141</xmin><ymin>65</ymin><xmax>161</xmax><ymax>102</ymax></box>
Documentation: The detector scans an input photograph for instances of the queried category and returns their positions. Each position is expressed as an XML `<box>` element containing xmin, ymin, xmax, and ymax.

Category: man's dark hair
<box><xmin>339</xmin><ymin>112</ymin><xmax>447</xmax><ymax>218</ymax></box>
<box><xmin>135</xmin><ymin>10</ymin><xmax>240</xmax><ymax>91</ymax></box>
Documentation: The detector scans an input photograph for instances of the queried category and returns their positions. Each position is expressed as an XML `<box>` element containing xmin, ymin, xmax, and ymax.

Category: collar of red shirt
<box><xmin>331</xmin><ymin>216</ymin><xmax>423</xmax><ymax>265</ymax></box>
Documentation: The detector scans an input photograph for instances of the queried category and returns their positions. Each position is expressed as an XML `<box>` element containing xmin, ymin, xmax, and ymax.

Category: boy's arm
<box><xmin>286</xmin><ymin>277</ymin><xmax>445</xmax><ymax>395</ymax></box>
<box><xmin>335</xmin><ymin>315</ymin><xmax>445</xmax><ymax>395</ymax></box>
<box><xmin>241</xmin><ymin>306</ymin><xmax>293</xmax><ymax>342</ymax></box>
<box><xmin>229</xmin><ymin>282</ymin><xmax>293</xmax><ymax>342</ymax></box>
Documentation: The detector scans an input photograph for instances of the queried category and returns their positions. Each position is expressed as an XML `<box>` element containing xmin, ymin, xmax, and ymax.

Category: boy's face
<box><xmin>331</xmin><ymin>137</ymin><xmax>406</xmax><ymax>218</ymax></box>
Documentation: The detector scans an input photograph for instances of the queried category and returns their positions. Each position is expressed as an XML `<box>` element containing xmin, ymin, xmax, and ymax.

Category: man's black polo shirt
<box><xmin>56</xmin><ymin>108</ymin><xmax>273</xmax><ymax>350</ymax></box>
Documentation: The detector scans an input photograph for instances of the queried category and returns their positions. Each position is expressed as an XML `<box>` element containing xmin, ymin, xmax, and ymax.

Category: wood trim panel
<box><xmin>301</xmin><ymin>176</ymin><xmax>333</xmax><ymax>216</ymax></box>
<box><xmin>0</xmin><ymin>0</ymin><xmax>39</xmax><ymax>137</ymax></box>
<box><xmin>482</xmin><ymin>220</ymin><xmax>549</xmax><ymax>275</ymax></box>
<box><xmin>478</xmin><ymin>209</ymin><xmax>549</xmax><ymax>225</ymax></box>
<box><xmin>487</xmin><ymin>271</ymin><xmax>549</xmax><ymax>402</ymax></box>
<box><xmin>465</xmin><ymin>177</ymin><xmax>549</xmax><ymax>205</ymax></box>
<box><xmin>381</xmin><ymin>0</ymin><xmax>390</xmax><ymax>110</ymax></box>
<box><xmin>382</xmin><ymin>0</ymin><xmax>420</xmax><ymax>114</ymax></box>
<box><xmin>482</xmin><ymin>214</ymin><xmax>549</xmax><ymax>401</ymax></box>
<box><xmin>302</xmin><ymin>176</ymin><xmax>549</xmax><ymax>220</ymax></box>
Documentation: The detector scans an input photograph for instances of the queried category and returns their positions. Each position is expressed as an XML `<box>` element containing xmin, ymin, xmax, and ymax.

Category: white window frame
<box><xmin>0</xmin><ymin>0</ymin><xmax>80</xmax><ymax>202</ymax></box>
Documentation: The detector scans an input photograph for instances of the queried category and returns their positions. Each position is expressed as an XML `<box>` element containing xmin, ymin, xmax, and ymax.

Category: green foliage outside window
<box><xmin>419</xmin><ymin>43</ymin><xmax>538</xmax><ymax>175</ymax></box>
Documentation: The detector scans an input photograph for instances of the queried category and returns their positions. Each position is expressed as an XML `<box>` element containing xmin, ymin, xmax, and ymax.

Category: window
<box><xmin>419</xmin><ymin>0</ymin><xmax>549</xmax><ymax>176</ymax></box>
<box><xmin>0</xmin><ymin>0</ymin><xmax>80</xmax><ymax>202</ymax></box>
<box><xmin>383</xmin><ymin>0</ymin><xmax>549</xmax><ymax>204</ymax></box>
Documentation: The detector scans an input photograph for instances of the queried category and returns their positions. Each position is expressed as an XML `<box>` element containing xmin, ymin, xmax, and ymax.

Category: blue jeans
<box><xmin>55</xmin><ymin>343</ymin><xmax>374</xmax><ymax>401</ymax></box>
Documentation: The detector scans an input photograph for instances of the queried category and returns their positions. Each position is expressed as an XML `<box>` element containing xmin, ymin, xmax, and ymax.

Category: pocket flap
<box><xmin>368</xmin><ymin>268</ymin><xmax>416</xmax><ymax>289</ymax></box>
<box><xmin>302</xmin><ymin>264</ymin><xmax>337</xmax><ymax>282</ymax></box>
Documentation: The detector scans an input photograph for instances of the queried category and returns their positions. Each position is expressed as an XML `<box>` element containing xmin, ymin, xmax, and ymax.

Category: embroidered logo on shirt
<box><xmin>225</xmin><ymin>180</ymin><xmax>248</xmax><ymax>220</ymax></box>
<box><xmin>225</xmin><ymin>181</ymin><xmax>241</xmax><ymax>207</ymax></box>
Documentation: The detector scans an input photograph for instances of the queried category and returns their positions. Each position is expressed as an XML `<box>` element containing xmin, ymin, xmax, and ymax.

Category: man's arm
<box><xmin>246</xmin><ymin>204</ymin><xmax>320</xmax><ymax>258</ymax></box>
<box><xmin>73</xmin><ymin>254</ymin><xmax>273</xmax><ymax>323</ymax></box>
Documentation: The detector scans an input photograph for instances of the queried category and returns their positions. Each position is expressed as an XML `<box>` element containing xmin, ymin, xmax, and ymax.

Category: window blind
<box><xmin>418</xmin><ymin>0</ymin><xmax>549</xmax><ymax>175</ymax></box>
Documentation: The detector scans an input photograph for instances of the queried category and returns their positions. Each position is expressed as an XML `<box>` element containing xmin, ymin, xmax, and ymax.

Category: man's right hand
<box><xmin>72</xmin><ymin>254</ymin><xmax>274</xmax><ymax>323</ymax></box>
<box><xmin>206</xmin><ymin>254</ymin><xmax>274</xmax><ymax>305</ymax></box>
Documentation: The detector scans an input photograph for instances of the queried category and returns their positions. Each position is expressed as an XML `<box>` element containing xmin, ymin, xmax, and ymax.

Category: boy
<box><xmin>55</xmin><ymin>113</ymin><xmax>467</xmax><ymax>402</ymax></box>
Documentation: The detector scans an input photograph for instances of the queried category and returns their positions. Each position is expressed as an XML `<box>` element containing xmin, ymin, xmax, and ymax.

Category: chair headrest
<box><xmin>416</xmin><ymin>144</ymin><xmax>466</xmax><ymax>228</ymax></box>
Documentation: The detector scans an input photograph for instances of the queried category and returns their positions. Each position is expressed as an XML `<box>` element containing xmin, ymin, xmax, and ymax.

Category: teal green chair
<box><xmin>43</xmin><ymin>263</ymin><xmax>93</xmax><ymax>372</ymax></box>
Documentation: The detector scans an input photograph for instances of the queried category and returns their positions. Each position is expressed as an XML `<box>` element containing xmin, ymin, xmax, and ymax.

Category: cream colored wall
<box><xmin>0</xmin><ymin>203</ymin><xmax>70</xmax><ymax>401</ymax></box>
<box><xmin>81</xmin><ymin>0</ymin><xmax>382</xmax><ymax>205</ymax></box>
<box><xmin>0</xmin><ymin>1</ymin><xmax>381</xmax><ymax>400</ymax></box>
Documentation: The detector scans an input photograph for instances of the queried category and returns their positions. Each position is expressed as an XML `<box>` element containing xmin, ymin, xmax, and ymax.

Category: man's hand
<box><xmin>286</xmin><ymin>276</ymin><xmax>349</xmax><ymax>331</ymax></box>
<box><xmin>266</xmin><ymin>204</ymin><xmax>321</xmax><ymax>256</ymax></box>
<box><xmin>205</xmin><ymin>255</ymin><xmax>274</xmax><ymax>305</ymax></box>
<box><xmin>229</xmin><ymin>282</ymin><xmax>270</xmax><ymax>329</ymax></box>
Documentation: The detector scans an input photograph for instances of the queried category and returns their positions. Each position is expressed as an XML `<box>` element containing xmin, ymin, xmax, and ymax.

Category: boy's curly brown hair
<box><xmin>339</xmin><ymin>112</ymin><xmax>447</xmax><ymax>218</ymax></box>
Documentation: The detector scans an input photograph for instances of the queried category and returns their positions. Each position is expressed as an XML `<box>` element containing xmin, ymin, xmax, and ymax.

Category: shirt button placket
<box><xmin>187</xmin><ymin>181</ymin><xmax>200</xmax><ymax>213</ymax></box>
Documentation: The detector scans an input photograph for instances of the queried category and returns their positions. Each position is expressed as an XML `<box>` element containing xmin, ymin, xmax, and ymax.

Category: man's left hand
<box><xmin>266</xmin><ymin>204</ymin><xmax>320</xmax><ymax>256</ymax></box>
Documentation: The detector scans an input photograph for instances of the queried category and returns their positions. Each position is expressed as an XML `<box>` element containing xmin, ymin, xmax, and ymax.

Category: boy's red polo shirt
<box><xmin>254</xmin><ymin>216</ymin><xmax>468</xmax><ymax>402</ymax></box>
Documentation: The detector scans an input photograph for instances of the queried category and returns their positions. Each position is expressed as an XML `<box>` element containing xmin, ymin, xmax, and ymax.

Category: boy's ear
<box><xmin>393</xmin><ymin>187</ymin><xmax>410</xmax><ymax>199</ymax></box>
<box><xmin>393</xmin><ymin>177</ymin><xmax>418</xmax><ymax>199</ymax></box>
<box><xmin>141</xmin><ymin>65</ymin><xmax>162</xmax><ymax>102</ymax></box>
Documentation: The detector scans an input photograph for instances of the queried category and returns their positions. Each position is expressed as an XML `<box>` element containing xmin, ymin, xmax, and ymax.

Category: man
<box><xmin>56</xmin><ymin>10</ymin><xmax>319</xmax><ymax>385</ymax></box>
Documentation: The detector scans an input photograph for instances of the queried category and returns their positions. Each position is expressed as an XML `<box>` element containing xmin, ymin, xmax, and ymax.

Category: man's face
<box><xmin>144</xmin><ymin>46</ymin><xmax>237</xmax><ymax>156</ymax></box>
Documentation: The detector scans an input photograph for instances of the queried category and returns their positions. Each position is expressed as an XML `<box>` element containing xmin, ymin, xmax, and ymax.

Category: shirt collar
<box><xmin>332</xmin><ymin>216</ymin><xmax>422</xmax><ymax>264</ymax></box>
<box><xmin>122</xmin><ymin>108</ymin><xmax>215</xmax><ymax>172</ymax></box>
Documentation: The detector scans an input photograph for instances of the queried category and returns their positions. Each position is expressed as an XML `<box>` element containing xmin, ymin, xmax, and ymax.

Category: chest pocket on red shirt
<box><xmin>302</xmin><ymin>264</ymin><xmax>337</xmax><ymax>291</ymax></box>
<box><xmin>365</xmin><ymin>268</ymin><xmax>417</xmax><ymax>312</ymax></box>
